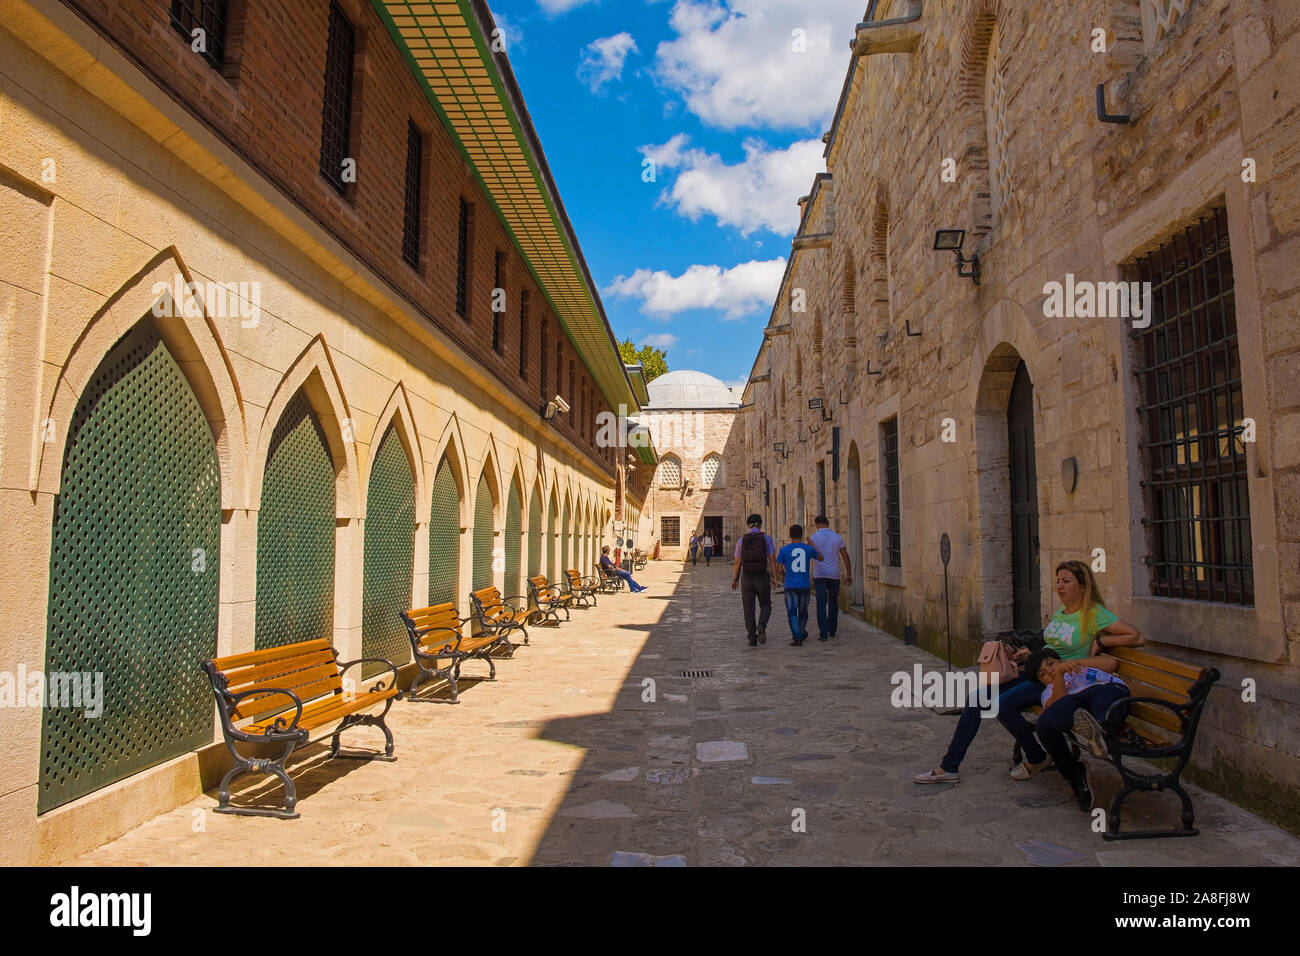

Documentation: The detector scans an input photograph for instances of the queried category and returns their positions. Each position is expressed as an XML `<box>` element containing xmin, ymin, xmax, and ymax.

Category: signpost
<box><xmin>940</xmin><ymin>533</ymin><xmax>952</xmax><ymax>671</ymax></box>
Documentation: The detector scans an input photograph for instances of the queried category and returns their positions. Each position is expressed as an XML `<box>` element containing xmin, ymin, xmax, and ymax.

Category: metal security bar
<box><xmin>319</xmin><ymin>1</ymin><xmax>356</xmax><ymax>194</ymax></box>
<box><xmin>662</xmin><ymin>515</ymin><xmax>680</xmax><ymax>548</ymax></box>
<box><xmin>881</xmin><ymin>417</ymin><xmax>901</xmax><ymax>567</ymax></box>
<box><xmin>1134</xmin><ymin>206</ymin><xmax>1252</xmax><ymax>605</ymax></box>
<box><xmin>362</xmin><ymin>424</ymin><xmax>415</xmax><ymax>675</ymax></box>
<box><xmin>402</xmin><ymin>121</ymin><xmax>423</xmax><ymax>267</ymax></box>
<box><xmin>170</xmin><ymin>0</ymin><xmax>229</xmax><ymax>69</ymax></box>
<box><xmin>429</xmin><ymin>460</ymin><xmax>460</xmax><ymax>608</ymax></box>
<box><xmin>493</xmin><ymin>251</ymin><xmax>505</xmax><ymax>352</ymax></box>
<box><xmin>473</xmin><ymin>474</ymin><xmax>495</xmax><ymax>589</ymax></box>
<box><xmin>457</xmin><ymin>199</ymin><xmax>471</xmax><ymax>318</ymax></box>
<box><xmin>519</xmin><ymin>290</ymin><xmax>531</xmax><ymax>379</ymax></box>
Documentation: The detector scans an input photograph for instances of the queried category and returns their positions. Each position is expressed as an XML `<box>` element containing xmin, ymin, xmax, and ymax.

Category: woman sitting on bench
<box><xmin>913</xmin><ymin>559</ymin><xmax>1142</xmax><ymax>785</ymax></box>
<box><xmin>601</xmin><ymin>546</ymin><xmax>647</xmax><ymax>593</ymax></box>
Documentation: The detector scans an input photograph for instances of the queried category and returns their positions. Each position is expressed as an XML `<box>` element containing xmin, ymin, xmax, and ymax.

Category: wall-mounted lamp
<box><xmin>808</xmin><ymin>397</ymin><xmax>833</xmax><ymax>421</ymax></box>
<box><xmin>933</xmin><ymin>229</ymin><xmax>980</xmax><ymax>285</ymax></box>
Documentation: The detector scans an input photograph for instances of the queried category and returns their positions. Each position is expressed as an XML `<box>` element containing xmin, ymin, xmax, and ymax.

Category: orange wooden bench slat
<box><xmin>244</xmin><ymin>687</ymin><xmax>398</xmax><ymax>734</ymax></box>
<box><xmin>1107</xmin><ymin>646</ymin><xmax>1204</xmax><ymax>682</ymax></box>
<box><xmin>234</xmin><ymin>676</ymin><xmax>344</xmax><ymax>720</ymax></box>
<box><xmin>1112</xmin><ymin>659</ymin><xmax>1198</xmax><ymax>698</ymax></box>
<box><xmin>212</xmin><ymin>638</ymin><xmax>334</xmax><ymax>672</ymax></box>
<box><xmin>230</xmin><ymin>661</ymin><xmax>342</xmax><ymax>699</ymax></box>
<box><xmin>220</xmin><ymin>648</ymin><xmax>339</xmax><ymax>688</ymax></box>
<box><xmin>1127</xmin><ymin>701</ymin><xmax>1184</xmax><ymax>736</ymax></box>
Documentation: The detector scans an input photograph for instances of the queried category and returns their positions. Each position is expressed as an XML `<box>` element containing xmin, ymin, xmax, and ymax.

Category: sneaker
<box><xmin>1072</xmin><ymin>762</ymin><xmax>1094</xmax><ymax>812</ymax></box>
<box><xmin>790</xmin><ymin>639</ymin><xmax>803</xmax><ymax>646</ymax></box>
<box><xmin>757</xmin><ymin>626</ymin><xmax>767</xmax><ymax>645</ymax></box>
<box><xmin>913</xmin><ymin>768</ymin><xmax>960</xmax><ymax>784</ymax></box>
<box><xmin>818</xmin><ymin>634</ymin><xmax>829</xmax><ymax>642</ymax></box>
<box><xmin>747</xmin><ymin>638</ymin><xmax>758</xmax><ymax>647</ymax></box>
<box><xmin>1072</xmin><ymin>709</ymin><xmax>1110</xmax><ymax>758</ymax></box>
<box><xmin>1010</xmin><ymin>756</ymin><xmax>1053</xmax><ymax>780</ymax></box>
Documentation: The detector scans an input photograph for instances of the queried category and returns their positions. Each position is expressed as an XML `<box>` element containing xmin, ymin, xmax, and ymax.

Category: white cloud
<box><xmin>578</xmin><ymin>33</ymin><xmax>639</xmax><ymax>93</ymax></box>
<box><xmin>642</xmin><ymin>134</ymin><xmax>824</xmax><ymax>237</ymax></box>
<box><xmin>654</xmin><ymin>0</ymin><xmax>865</xmax><ymax>130</ymax></box>
<box><xmin>640</xmin><ymin>333</ymin><xmax>679</xmax><ymax>349</ymax></box>
<box><xmin>537</xmin><ymin>0</ymin><xmax>597</xmax><ymax>14</ymax></box>
<box><xmin>605</xmin><ymin>258</ymin><xmax>787</xmax><ymax>320</ymax></box>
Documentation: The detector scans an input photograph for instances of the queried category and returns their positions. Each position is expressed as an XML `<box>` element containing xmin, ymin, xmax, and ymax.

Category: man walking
<box><xmin>776</xmin><ymin>525</ymin><xmax>822</xmax><ymax>646</ymax></box>
<box><xmin>808</xmin><ymin>515</ymin><xmax>851</xmax><ymax>641</ymax></box>
<box><xmin>702</xmin><ymin>532</ymin><xmax>715</xmax><ymax>566</ymax></box>
<box><xmin>688</xmin><ymin>531</ymin><xmax>700</xmax><ymax>566</ymax></box>
<box><xmin>731</xmin><ymin>514</ymin><xmax>777</xmax><ymax>646</ymax></box>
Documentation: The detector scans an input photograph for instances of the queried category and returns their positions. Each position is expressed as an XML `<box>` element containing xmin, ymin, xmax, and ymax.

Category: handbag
<box><xmin>978</xmin><ymin>640</ymin><xmax>1020</xmax><ymax>684</ymax></box>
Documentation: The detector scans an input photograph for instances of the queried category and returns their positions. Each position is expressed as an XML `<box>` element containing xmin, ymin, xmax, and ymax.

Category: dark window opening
<box><xmin>519</xmin><ymin>290</ymin><xmax>530</xmax><ymax>380</ymax></box>
<box><xmin>492</xmin><ymin>251</ymin><xmax>505</xmax><ymax>353</ymax></box>
<box><xmin>456</xmin><ymin>199</ymin><xmax>471</xmax><ymax>319</ymax></box>
<box><xmin>401</xmin><ymin>121</ymin><xmax>422</xmax><ymax>268</ymax></box>
<box><xmin>319</xmin><ymin>1</ymin><xmax>356</xmax><ymax>195</ymax></box>
<box><xmin>662</xmin><ymin>516</ymin><xmax>681</xmax><ymax>548</ymax></box>
<box><xmin>1134</xmin><ymin>205</ymin><xmax>1251</xmax><ymax>605</ymax></box>
<box><xmin>881</xmin><ymin>417</ymin><xmax>901</xmax><ymax>568</ymax></box>
<box><xmin>170</xmin><ymin>0</ymin><xmax>229</xmax><ymax>69</ymax></box>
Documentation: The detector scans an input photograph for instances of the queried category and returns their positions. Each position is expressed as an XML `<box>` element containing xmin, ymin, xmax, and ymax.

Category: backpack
<box><xmin>740</xmin><ymin>532</ymin><xmax>769</xmax><ymax>573</ymax></box>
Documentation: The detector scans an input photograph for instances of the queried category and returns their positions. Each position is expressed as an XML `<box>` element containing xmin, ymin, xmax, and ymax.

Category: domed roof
<box><xmin>644</xmin><ymin>370</ymin><xmax>741</xmax><ymax>409</ymax></box>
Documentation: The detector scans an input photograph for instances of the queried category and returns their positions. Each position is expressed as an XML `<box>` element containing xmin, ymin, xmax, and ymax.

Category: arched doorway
<box><xmin>846</xmin><ymin>442</ymin><xmax>863</xmax><ymax>605</ymax></box>
<box><xmin>1008</xmin><ymin>360</ymin><xmax>1040</xmax><ymax>630</ymax></box>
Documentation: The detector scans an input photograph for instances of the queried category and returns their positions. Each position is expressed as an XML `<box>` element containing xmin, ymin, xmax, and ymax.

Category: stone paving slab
<box><xmin>78</xmin><ymin>560</ymin><xmax>1300</xmax><ymax>866</ymax></box>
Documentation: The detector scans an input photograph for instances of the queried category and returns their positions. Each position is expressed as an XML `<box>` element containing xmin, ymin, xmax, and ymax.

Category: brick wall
<box><xmin>59</xmin><ymin>0</ymin><xmax>614</xmax><ymax>471</ymax></box>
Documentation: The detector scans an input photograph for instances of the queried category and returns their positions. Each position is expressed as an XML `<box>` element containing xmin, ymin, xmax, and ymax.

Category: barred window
<box><xmin>985</xmin><ymin>23</ymin><xmax>1014</xmax><ymax>223</ymax></box>
<box><xmin>702</xmin><ymin>454</ymin><xmax>722</xmax><ymax>487</ymax></box>
<box><xmin>881</xmin><ymin>417</ymin><xmax>901</xmax><ymax>567</ymax></box>
<box><xmin>659</xmin><ymin>456</ymin><xmax>681</xmax><ymax>488</ymax></box>
<box><xmin>1134</xmin><ymin>205</ymin><xmax>1252</xmax><ymax>605</ymax></box>
<box><xmin>456</xmin><ymin>199</ymin><xmax>471</xmax><ymax>319</ymax></box>
<box><xmin>661</xmin><ymin>516</ymin><xmax>680</xmax><ymax>548</ymax></box>
<box><xmin>319</xmin><ymin>1</ymin><xmax>355</xmax><ymax>195</ymax></box>
<box><xmin>540</xmin><ymin>314</ymin><xmax>549</xmax><ymax>397</ymax></box>
<box><xmin>519</xmin><ymin>290</ymin><xmax>530</xmax><ymax>379</ymax></box>
<box><xmin>170</xmin><ymin>0</ymin><xmax>229</xmax><ymax>69</ymax></box>
<box><xmin>492</xmin><ymin>251</ymin><xmax>505</xmax><ymax>352</ymax></box>
<box><xmin>402</xmin><ymin>121</ymin><xmax>422</xmax><ymax>268</ymax></box>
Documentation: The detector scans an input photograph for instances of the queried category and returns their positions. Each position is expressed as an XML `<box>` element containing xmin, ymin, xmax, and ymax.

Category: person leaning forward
<box><xmin>731</xmin><ymin>514</ymin><xmax>778</xmax><ymax>646</ymax></box>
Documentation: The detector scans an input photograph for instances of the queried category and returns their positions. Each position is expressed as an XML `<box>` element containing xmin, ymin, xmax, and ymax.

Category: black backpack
<box><xmin>740</xmin><ymin>532</ymin><xmax>768</xmax><ymax>573</ymax></box>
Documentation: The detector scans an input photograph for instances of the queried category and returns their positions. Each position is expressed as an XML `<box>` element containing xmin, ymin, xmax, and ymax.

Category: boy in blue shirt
<box><xmin>776</xmin><ymin>525</ymin><xmax>822</xmax><ymax>646</ymax></box>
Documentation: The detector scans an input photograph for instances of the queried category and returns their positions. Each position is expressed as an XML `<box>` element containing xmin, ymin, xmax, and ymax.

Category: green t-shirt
<box><xmin>1042</xmin><ymin>604</ymin><xmax>1118</xmax><ymax>660</ymax></box>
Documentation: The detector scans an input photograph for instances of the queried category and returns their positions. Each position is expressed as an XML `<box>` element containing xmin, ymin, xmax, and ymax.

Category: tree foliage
<box><xmin>618</xmin><ymin>339</ymin><xmax>669</xmax><ymax>382</ymax></box>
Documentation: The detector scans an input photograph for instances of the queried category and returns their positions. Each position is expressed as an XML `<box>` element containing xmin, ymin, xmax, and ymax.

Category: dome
<box><xmin>644</xmin><ymin>370</ymin><xmax>742</xmax><ymax>409</ymax></box>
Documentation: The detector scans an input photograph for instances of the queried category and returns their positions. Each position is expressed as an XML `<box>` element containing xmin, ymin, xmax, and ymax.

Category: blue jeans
<box><xmin>690</xmin><ymin>547</ymin><xmax>698</xmax><ymax>565</ymax></box>
<box><xmin>813</xmin><ymin>578</ymin><xmax>840</xmax><ymax>637</ymax></box>
<box><xmin>1036</xmin><ymin>684</ymin><xmax>1131</xmax><ymax>782</ymax></box>
<box><xmin>704</xmin><ymin>546</ymin><xmax>714</xmax><ymax>565</ymax></box>
<box><xmin>941</xmin><ymin>676</ymin><xmax>1045</xmax><ymax>773</ymax></box>
<box><xmin>784</xmin><ymin>588</ymin><xmax>811</xmax><ymax>640</ymax></box>
<box><xmin>614</xmin><ymin>568</ymin><xmax>645</xmax><ymax>592</ymax></box>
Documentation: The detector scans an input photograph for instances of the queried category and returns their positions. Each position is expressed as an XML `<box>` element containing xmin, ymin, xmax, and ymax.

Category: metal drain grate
<box><xmin>681</xmin><ymin>669</ymin><xmax>712</xmax><ymax>678</ymax></box>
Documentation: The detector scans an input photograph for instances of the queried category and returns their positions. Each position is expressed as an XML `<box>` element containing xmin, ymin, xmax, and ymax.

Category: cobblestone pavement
<box><xmin>81</xmin><ymin>560</ymin><xmax>1300</xmax><ymax>866</ymax></box>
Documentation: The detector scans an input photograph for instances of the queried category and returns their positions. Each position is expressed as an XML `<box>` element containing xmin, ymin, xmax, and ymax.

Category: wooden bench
<box><xmin>201</xmin><ymin>639</ymin><xmax>400</xmax><ymax>819</ymax></box>
<box><xmin>469</xmin><ymin>585</ymin><xmax>530</xmax><ymax>648</ymax></box>
<box><xmin>1016</xmin><ymin>645</ymin><xmax>1219</xmax><ymax>840</ymax></box>
<box><xmin>564</xmin><ymin>568</ymin><xmax>600</xmax><ymax>608</ymax></box>
<box><xmin>594</xmin><ymin>560</ymin><xmax>625</xmax><ymax>593</ymax></box>
<box><xmin>527</xmin><ymin>574</ymin><xmax>572</xmax><ymax>625</ymax></box>
<box><xmin>401</xmin><ymin>602</ymin><xmax>505</xmax><ymax>704</ymax></box>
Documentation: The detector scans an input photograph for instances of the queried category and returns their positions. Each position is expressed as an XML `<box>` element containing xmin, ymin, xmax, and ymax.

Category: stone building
<box><xmin>641</xmin><ymin>370</ymin><xmax>748</xmax><ymax>561</ymax></box>
<box><xmin>737</xmin><ymin>0</ymin><xmax>1300</xmax><ymax>829</ymax></box>
<box><xmin>0</xmin><ymin>0</ymin><xmax>654</xmax><ymax>863</ymax></box>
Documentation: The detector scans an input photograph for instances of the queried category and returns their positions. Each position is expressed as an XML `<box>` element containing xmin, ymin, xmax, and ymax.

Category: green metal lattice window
<box><xmin>528</xmin><ymin>488</ymin><xmax>542</xmax><ymax>578</ymax></box>
<box><xmin>256</xmin><ymin>390</ymin><xmax>335</xmax><ymax>649</ymax></box>
<box><xmin>505</xmin><ymin>482</ymin><xmax>521</xmax><ymax>600</ymax></box>
<box><xmin>362</xmin><ymin>423</ymin><xmax>415</xmax><ymax>675</ymax></box>
<box><xmin>429</xmin><ymin>459</ymin><xmax>460</xmax><ymax>609</ymax></box>
<box><xmin>472</xmin><ymin>473</ymin><xmax>495</xmax><ymax>590</ymax></box>
<box><xmin>40</xmin><ymin>321</ymin><xmax>220</xmax><ymax>813</ymax></box>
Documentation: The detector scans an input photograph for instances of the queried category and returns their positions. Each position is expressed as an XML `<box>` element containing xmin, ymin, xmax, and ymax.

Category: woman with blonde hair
<box><xmin>997</xmin><ymin>559</ymin><xmax>1143</xmax><ymax>782</ymax></box>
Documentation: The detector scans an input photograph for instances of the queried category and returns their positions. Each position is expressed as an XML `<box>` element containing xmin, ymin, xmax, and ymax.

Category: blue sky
<box><xmin>487</xmin><ymin>0</ymin><xmax>868</xmax><ymax>384</ymax></box>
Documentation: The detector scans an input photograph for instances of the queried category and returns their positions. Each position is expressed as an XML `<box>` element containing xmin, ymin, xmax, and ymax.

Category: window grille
<box><xmin>456</xmin><ymin>199</ymin><xmax>471</xmax><ymax>319</ymax></box>
<box><xmin>881</xmin><ymin>417</ymin><xmax>901</xmax><ymax>567</ymax></box>
<box><xmin>402</xmin><ymin>121</ymin><xmax>422</xmax><ymax>268</ymax></box>
<box><xmin>659</xmin><ymin>456</ymin><xmax>681</xmax><ymax>488</ymax></box>
<box><xmin>319</xmin><ymin>1</ymin><xmax>355</xmax><ymax>195</ymax></box>
<box><xmin>1133</xmin><ymin>205</ymin><xmax>1251</xmax><ymax>605</ymax></box>
<box><xmin>662</xmin><ymin>516</ymin><xmax>681</xmax><ymax>547</ymax></box>
<box><xmin>170</xmin><ymin>0</ymin><xmax>229</xmax><ymax>69</ymax></box>
<box><xmin>702</xmin><ymin>455</ymin><xmax>722</xmax><ymax>487</ymax></box>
